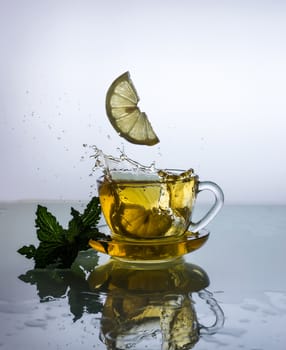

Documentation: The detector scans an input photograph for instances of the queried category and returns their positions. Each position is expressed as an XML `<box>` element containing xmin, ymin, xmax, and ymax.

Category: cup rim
<box><xmin>97</xmin><ymin>168</ymin><xmax>198</xmax><ymax>184</ymax></box>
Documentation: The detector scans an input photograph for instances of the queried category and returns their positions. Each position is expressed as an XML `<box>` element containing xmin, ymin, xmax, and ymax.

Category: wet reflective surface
<box><xmin>0</xmin><ymin>203</ymin><xmax>286</xmax><ymax>349</ymax></box>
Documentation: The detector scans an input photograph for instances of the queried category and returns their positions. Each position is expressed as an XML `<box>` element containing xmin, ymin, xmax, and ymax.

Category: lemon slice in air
<box><xmin>105</xmin><ymin>71</ymin><xmax>159</xmax><ymax>146</ymax></box>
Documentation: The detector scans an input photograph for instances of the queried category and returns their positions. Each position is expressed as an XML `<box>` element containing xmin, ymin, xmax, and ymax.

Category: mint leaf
<box><xmin>81</xmin><ymin>196</ymin><xmax>101</xmax><ymax>228</ymax></box>
<box><xmin>36</xmin><ymin>205</ymin><xmax>64</xmax><ymax>243</ymax></box>
<box><xmin>18</xmin><ymin>245</ymin><xmax>36</xmax><ymax>259</ymax></box>
<box><xmin>33</xmin><ymin>241</ymin><xmax>74</xmax><ymax>269</ymax></box>
<box><xmin>67</xmin><ymin>197</ymin><xmax>102</xmax><ymax>252</ymax></box>
<box><xmin>18</xmin><ymin>197</ymin><xmax>102</xmax><ymax>269</ymax></box>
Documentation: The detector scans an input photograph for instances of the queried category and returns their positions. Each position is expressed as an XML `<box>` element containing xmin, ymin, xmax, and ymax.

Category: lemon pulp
<box><xmin>105</xmin><ymin>71</ymin><xmax>159</xmax><ymax>146</ymax></box>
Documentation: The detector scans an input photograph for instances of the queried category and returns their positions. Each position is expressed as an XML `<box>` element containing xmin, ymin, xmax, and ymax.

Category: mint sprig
<box><xmin>18</xmin><ymin>197</ymin><xmax>101</xmax><ymax>268</ymax></box>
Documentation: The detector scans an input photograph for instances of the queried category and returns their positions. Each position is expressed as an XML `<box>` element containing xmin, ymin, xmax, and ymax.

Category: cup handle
<box><xmin>188</xmin><ymin>181</ymin><xmax>224</xmax><ymax>233</ymax></box>
<box><xmin>198</xmin><ymin>289</ymin><xmax>225</xmax><ymax>335</ymax></box>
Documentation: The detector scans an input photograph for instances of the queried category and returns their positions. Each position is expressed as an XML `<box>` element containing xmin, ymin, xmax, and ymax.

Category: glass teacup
<box><xmin>97</xmin><ymin>167</ymin><xmax>224</xmax><ymax>242</ymax></box>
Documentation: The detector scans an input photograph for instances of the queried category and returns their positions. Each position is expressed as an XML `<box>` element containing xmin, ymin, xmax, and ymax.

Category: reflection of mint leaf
<box><xmin>17</xmin><ymin>197</ymin><xmax>101</xmax><ymax>269</ymax></box>
<box><xmin>18</xmin><ymin>250</ymin><xmax>102</xmax><ymax>321</ymax></box>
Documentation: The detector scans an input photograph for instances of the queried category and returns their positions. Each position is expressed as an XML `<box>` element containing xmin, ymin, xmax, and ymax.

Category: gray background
<box><xmin>1</xmin><ymin>0</ymin><xmax>285</xmax><ymax>203</ymax></box>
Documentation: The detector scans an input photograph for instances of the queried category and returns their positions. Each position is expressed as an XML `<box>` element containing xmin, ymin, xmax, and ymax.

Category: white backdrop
<box><xmin>1</xmin><ymin>0</ymin><xmax>286</xmax><ymax>204</ymax></box>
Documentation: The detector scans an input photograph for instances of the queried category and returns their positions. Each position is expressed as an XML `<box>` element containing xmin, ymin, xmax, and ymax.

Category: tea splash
<box><xmin>90</xmin><ymin>145</ymin><xmax>195</xmax><ymax>183</ymax></box>
<box><xmin>90</xmin><ymin>146</ymin><xmax>159</xmax><ymax>179</ymax></box>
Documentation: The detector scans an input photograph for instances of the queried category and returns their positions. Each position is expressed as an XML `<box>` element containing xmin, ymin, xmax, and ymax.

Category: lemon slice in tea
<box><xmin>116</xmin><ymin>204</ymin><xmax>172</xmax><ymax>239</ymax></box>
<box><xmin>105</xmin><ymin>71</ymin><xmax>159</xmax><ymax>146</ymax></box>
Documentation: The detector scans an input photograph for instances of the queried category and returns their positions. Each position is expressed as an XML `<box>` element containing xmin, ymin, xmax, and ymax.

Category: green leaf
<box><xmin>67</xmin><ymin>208</ymin><xmax>82</xmax><ymax>241</ymax></box>
<box><xmin>36</xmin><ymin>205</ymin><xmax>64</xmax><ymax>242</ymax></box>
<box><xmin>17</xmin><ymin>245</ymin><xmax>36</xmax><ymax>259</ymax></box>
<box><xmin>34</xmin><ymin>242</ymin><xmax>65</xmax><ymax>268</ymax></box>
<box><xmin>18</xmin><ymin>197</ymin><xmax>102</xmax><ymax>269</ymax></box>
<box><xmin>80</xmin><ymin>196</ymin><xmax>101</xmax><ymax>228</ymax></box>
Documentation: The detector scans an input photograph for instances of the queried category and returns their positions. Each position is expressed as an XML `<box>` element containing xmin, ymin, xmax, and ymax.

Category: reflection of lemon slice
<box><xmin>105</xmin><ymin>71</ymin><xmax>159</xmax><ymax>146</ymax></box>
<box><xmin>116</xmin><ymin>204</ymin><xmax>172</xmax><ymax>239</ymax></box>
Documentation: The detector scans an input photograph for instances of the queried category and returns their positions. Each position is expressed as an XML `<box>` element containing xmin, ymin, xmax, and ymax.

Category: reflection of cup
<box><xmin>88</xmin><ymin>258</ymin><xmax>224</xmax><ymax>350</ymax></box>
<box><xmin>98</xmin><ymin>168</ymin><xmax>224</xmax><ymax>241</ymax></box>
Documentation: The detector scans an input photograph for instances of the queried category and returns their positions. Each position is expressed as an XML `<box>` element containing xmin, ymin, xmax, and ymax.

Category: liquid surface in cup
<box><xmin>98</xmin><ymin>169</ymin><xmax>197</xmax><ymax>241</ymax></box>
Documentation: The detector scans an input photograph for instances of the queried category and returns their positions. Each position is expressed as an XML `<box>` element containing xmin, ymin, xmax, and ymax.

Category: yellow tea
<box><xmin>98</xmin><ymin>169</ymin><xmax>198</xmax><ymax>241</ymax></box>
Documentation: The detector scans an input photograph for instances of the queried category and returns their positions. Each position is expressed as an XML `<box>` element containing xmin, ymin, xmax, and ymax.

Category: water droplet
<box><xmin>24</xmin><ymin>318</ymin><xmax>47</xmax><ymax>329</ymax></box>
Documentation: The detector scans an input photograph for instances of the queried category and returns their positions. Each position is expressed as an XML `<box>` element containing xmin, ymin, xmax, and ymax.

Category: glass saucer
<box><xmin>89</xmin><ymin>227</ymin><xmax>209</xmax><ymax>263</ymax></box>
